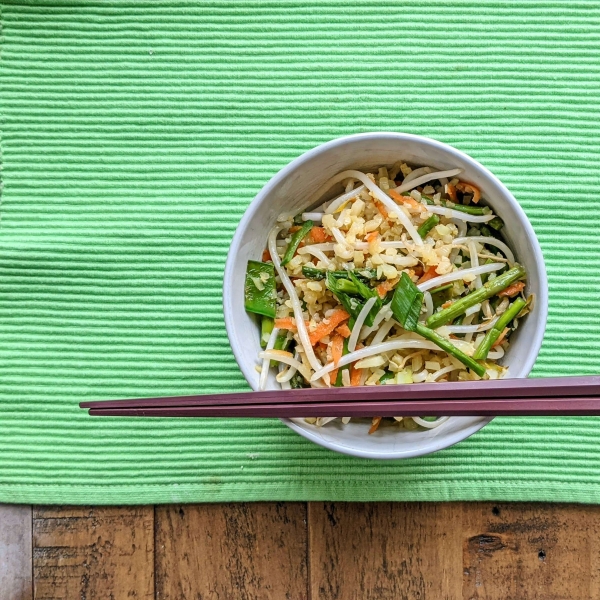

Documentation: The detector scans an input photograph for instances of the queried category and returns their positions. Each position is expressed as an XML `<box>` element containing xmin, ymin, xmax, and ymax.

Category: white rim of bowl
<box><xmin>223</xmin><ymin>132</ymin><xmax>548</xmax><ymax>460</ymax></box>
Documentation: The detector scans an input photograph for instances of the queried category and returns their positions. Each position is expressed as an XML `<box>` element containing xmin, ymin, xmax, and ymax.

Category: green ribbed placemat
<box><xmin>1</xmin><ymin>0</ymin><xmax>600</xmax><ymax>505</ymax></box>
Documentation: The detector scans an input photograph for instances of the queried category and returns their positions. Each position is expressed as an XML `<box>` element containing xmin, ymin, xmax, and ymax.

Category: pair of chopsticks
<box><xmin>80</xmin><ymin>376</ymin><xmax>600</xmax><ymax>417</ymax></box>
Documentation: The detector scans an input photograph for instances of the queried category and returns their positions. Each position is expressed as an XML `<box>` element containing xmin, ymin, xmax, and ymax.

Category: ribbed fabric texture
<box><xmin>1</xmin><ymin>0</ymin><xmax>600</xmax><ymax>504</ymax></box>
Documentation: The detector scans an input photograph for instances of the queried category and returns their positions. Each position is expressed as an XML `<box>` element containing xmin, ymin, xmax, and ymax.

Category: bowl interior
<box><xmin>224</xmin><ymin>133</ymin><xmax>548</xmax><ymax>459</ymax></box>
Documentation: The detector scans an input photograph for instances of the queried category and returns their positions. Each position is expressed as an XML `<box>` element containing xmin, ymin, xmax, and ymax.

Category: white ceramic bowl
<box><xmin>223</xmin><ymin>132</ymin><xmax>548</xmax><ymax>459</ymax></box>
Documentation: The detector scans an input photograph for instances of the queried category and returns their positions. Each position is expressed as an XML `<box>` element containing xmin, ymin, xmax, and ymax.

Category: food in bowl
<box><xmin>243</xmin><ymin>161</ymin><xmax>532</xmax><ymax>433</ymax></box>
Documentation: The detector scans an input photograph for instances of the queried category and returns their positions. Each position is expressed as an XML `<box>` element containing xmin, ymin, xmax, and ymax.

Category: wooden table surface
<box><xmin>0</xmin><ymin>502</ymin><xmax>597</xmax><ymax>599</ymax></box>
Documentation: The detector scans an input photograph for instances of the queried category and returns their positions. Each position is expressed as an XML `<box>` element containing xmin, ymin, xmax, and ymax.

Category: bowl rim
<box><xmin>223</xmin><ymin>131</ymin><xmax>548</xmax><ymax>460</ymax></box>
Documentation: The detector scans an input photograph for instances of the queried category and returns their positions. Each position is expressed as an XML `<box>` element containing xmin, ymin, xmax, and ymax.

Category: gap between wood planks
<box><xmin>2</xmin><ymin>502</ymin><xmax>600</xmax><ymax>599</ymax></box>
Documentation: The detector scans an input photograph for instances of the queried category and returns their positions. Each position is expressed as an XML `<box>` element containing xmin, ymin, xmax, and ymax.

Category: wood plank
<box><xmin>0</xmin><ymin>504</ymin><xmax>33</xmax><ymax>600</ymax></box>
<box><xmin>462</xmin><ymin>502</ymin><xmax>600</xmax><ymax>600</ymax></box>
<box><xmin>308</xmin><ymin>502</ymin><xmax>464</xmax><ymax>600</ymax></box>
<box><xmin>309</xmin><ymin>502</ymin><xmax>600</xmax><ymax>600</ymax></box>
<box><xmin>155</xmin><ymin>502</ymin><xmax>308</xmax><ymax>600</ymax></box>
<box><xmin>32</xmin><ymin>506</ymin><xmax>153</xmax><ymax>600</ymax></box>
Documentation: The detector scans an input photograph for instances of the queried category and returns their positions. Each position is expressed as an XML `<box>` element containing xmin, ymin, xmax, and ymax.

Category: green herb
<box><xmin>260</xmin><ymin>316</ymin><xmax>274</xmax><ymax>349</ymax></box>
<box><xmin>302</xmin><ymin>265</ymin><xmax>327</xmax><ymax>280</ymax></box>
<box><xmin>473</xmin><ymin>297</ymin><xmax>527</xmax><ymax>360</ymax></box>
<box><xmin>293</xmin><ymin>214</ymin><xmax>304</xmax><ymax>225</ymax></box>
<box><xmin>379</xmin><ymin>371</ymin><xmax>395</xmax><ymax>384</ymax></box>
<box><xmin>302</xmin><ymin>266</ymin><xmax>377</xmax><ymax>281</ymax></box>
<box><xmin>426</xmin><ymin>264</ymin><xmax>526</xmax><ymax>329</ymax></box>
<box><xmin>391</xmin><ymin>272</ymin><xmax>486</xmax><ymax>377</ymax></box>
<box><xmin>417</xmin><ymin>214</ymin><xmax>440</xmax><ymax>238</ymax></box>
<box><xmin>281</xmin><ymin>220</ymin><xmax>313</xmax><ymax>266</ymax></box>
<box><xmin>244</xmin><ymin>260</ymin><xmax>276</xmax><ymax>318</ymax></box>
<box><xmin>444</xmin><ymin>202</ymin><xmax>491</xmax><ymax>216</ymax></box>
<box><xmin>290</xmin><ymin>372</ymin><xmax>309</xmax><ymax>389</ymax></box>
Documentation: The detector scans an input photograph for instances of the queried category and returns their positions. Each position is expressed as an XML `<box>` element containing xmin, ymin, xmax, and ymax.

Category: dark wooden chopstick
<box><xmin>88</xmin><ymin>396</ymin><xmax>600</xmax><ymax>418</ymax></box>
<box><xmin>80</xmin><ymin>375</ymin><xmax>600</xmax><ymax>411</ymax></box>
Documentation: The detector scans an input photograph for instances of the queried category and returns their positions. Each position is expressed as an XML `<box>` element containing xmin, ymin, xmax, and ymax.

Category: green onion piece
<box><xmin>415</xmin><ymin>323</ymin><xmax>486</xmax><ymax>377</ymax></box>
<box><xmin>454</xmin><ymin>314</ymin><xmax>465</xmax><ymax>326</ymax></box>
<box><xmin>473</xmin><ymin>297</ymin><xmax>527</xmax><ymax>360</ymax></box>
<box><xmin>281</xmin><ymin>220</ymin><xmax>313</xmax><ymax>266</ymax></box>
<box><xmin>244</xmin><ymin>260</ymin><xmax>276</xmax><ymax>318</ymax></box>
<box><xmin>488</xmin><ymin>217</ymin><xmax>505</xmax><ymax>231</ymax></box>
<box><xmin>326</xmin><ymin>272</ymin><xmax>364</xmax><ymax>320</ymax></box>
<box><xmin>390</xmin><ymin>272</ymin><xmax>423</xmax><ymax>332</ymax></box>
<box><xmin>429</xmin><ymin>282</ymin><xmax>453</xmax><ymax>295</ymax></box>
<box><xmin>379</xmin><ymin>371</ymin><xmax>395</xmax><ymax>384</ymax></box>
<box><xmin>260</xmin><ymin>316</ymin><xmax>274</xmax><ymax>349</ymax></box>
<box><xmin>417</xmin><ymin>214</ymin><xmax>440</xmax><ymax>238</ymax></box>
<box><xmin>390</xmin><ymin>273</ymin><xmax>485</xmax><ymax>376</ymax></box>
<box><xmin>335</xmin><ymin>278</ymin><xmax>361</xmax><ymax>295</ymax></box>
<box><xmin>293</xmin><ymin>214</ymin><xmax>304</xmax><ymax>225</ymax></box>
<box><xmin>426</xmin><ymin>264</ymin><xmax>526</xmax><ymax>329</ymax></box>
<box><xmin>347</xmin><ymin>271</ymin><xmax>381</xmax><ymax>326</ymax></box>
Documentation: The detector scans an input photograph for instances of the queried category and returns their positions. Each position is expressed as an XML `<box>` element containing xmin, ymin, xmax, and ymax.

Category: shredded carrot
<box><xmin>376</xmin><ymin>280</ymin><xmax>395</xmax><ymax>299</ymax></box>
<box><xmin>366</xmin><ymin>231</ymin><xmax>379</xmax><ymax>244</ymax></box>
<box><xmin>368</xmin><ymin>416</ymin><xmax>383</xmax><ymax>434</ymax></box>
<box><xmin>498</xmin><ymin>281</ymin><xmax>525</xmax><ymax>298</ymax></box>
<box><xmin>329</xmin><ymin>368</ymin><xmax>339</xmax><ymax>385</ymax></box>
<box><xmin>441</xmin><ymin>300</ymin><xmax>453</xmax><ymax>309</ymax></box>
<box><xmin>456</xmin><ymin>182</ymin><xmax>481</xmax><ymax>204</ymax></box>
<box><xmin>492</xmin><ymin>327</ymin><xmax>510</xmax><ymax>348</ymax></box>
<box><xmin>261</xmin><ymin>249</ymin><xmax>271</xmax><ymax>262</ymax></box>
<box><xmin>318</xmin><ymin>341</ymin><xmax>328</xmax><ymax>351</ymax></box>
<box><xmin>331</xmin><ymin>334</ymin><xmax>344</xmax><ymax>367</ymax></box>
<box><xmin>413</xmin><ymin>265</ymin><xmax>424</xmax><ymax>277</ymax></box>
<box><xmin>310</xmin><ymin>226</ymin><xmax>331</xmax><ymax>243</ymax></box>
<box><xmin>388</xmin><ymin>189</ymin><xmax>404</xmax><ymax>202</ymax></box>
<box><xmin>335</xmin><ymin>323</ymin><xmax>352</xmax><ymax>338</ymax></box>
<box><xmin>374</xmin><ymin>200</ymin><xmax>389</xmax><ymax>219</ymax></box>
<box><xmin>308</xmin><ymin>310</ymin><xmax>350</xmax><ymax>346</ymax></box>
<box><xmin>274</xmin><ymin>317</ymin><xmax>297</xmax><ymax>331</ymax></box>
<box><xmin>446</xmin><ymin>183</ymin><xmax>458</xmax><ymax>203</ymax></box>
<box><xmin>350</xmin><ymin>365</ymin><xmax>361</xmax><ymax>387</ymax></box>
<box><xmin>389</xmin><ymin>189</ymin><xmax>423</xmax><ymax>212</ymax></box>
<box><xmin>418</xmin><ymin>265</ymin><xmax>439</xmax><ymax>284</ymax></box>
<box><xmin>404</xmin><ymin>196</ymin><xmax>424</xmax><ymax>212</ymax></box>
<box><xmin>289</xmin><ymin>225</ymin><xmax>302</xmax><ymax>233</ymax></box>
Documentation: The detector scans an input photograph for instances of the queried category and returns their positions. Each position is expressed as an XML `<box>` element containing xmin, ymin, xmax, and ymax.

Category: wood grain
<box><xmin>32</xmin><ymin>506</ymin><xmax>154</xmax><ymax>600</ymax></box>
<box><xmin>155</xmin><ymin>502</ymin><xmax>308</xmax><ymax>600</ymax></box>
<box><xmin>0</xmin><ymin>504</ymin><xmax>32</xmax><ymax>600</ymax></box>
<box><xmin>462</xmin><ymin>503</ymin><xmax>600</xmax><ymax>600</ymax></box>
<box><xmin>309</xmin><ymin>502</ymin><xmax>600</xmax><ymax>600</ymax></box>
<box><xmin>308</xmin><ymin>502</ymin><xmax>464</xmax><ymax>600</ymax></box>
